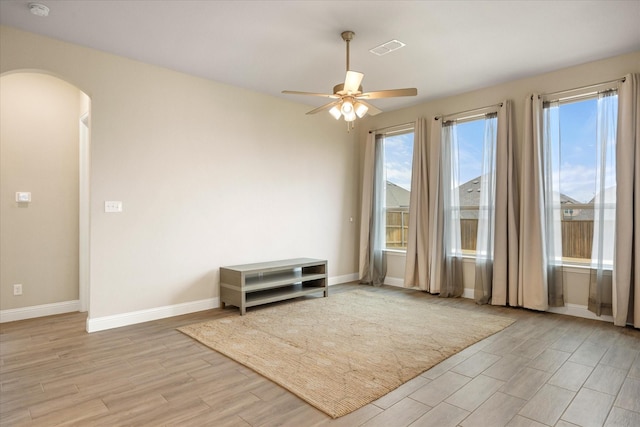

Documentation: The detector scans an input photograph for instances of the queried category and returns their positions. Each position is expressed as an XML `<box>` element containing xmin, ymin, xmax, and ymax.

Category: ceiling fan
<box><xmin>282</xmin><ymin>31</ymin><xmax>417</xmax><ymax>126</ymax></box>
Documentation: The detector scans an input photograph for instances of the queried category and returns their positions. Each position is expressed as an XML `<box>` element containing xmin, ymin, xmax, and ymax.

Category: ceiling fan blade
<box><xmin>343</xmin><ymin>71</ymin><xmax>364</xmax><ymax>94</ymax></box>
<box><xmin>306</xmin><ymin>100</ymin><xmax>340</xmax><ymax>115</ymax></box>
<box><xmin>282</xmin><ymin>90</ymin><xmax>339</xmax><ymax>98</ymax></box>
<box><xmin>357</xmin><ymin>100</ymin><xmax>383</xmax><ymax>116</ymax></box>
<box><xmin>358</xmin><ymin>88</ymin><xmax>417</xmax><ymax>99</ymax></box>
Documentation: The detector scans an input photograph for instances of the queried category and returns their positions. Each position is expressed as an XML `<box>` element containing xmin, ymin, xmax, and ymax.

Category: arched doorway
<box><xmin>0</xmin><ymin>71</ymin><xmax>91</xmax><ymax>321</ymax></box>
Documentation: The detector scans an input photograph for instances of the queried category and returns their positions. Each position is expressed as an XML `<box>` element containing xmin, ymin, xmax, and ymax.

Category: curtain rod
<box><xmin>435</xmin><ymin>102</ymin><xmax>503</xmax><ymax>121</ymax></box>
<box><xmin>369</xmin><ymin>121</ymin><xmax>415</xmax><ymax>134</ymax></box>
<box><xmin>537</xmin><ymin>76</ymin><xmax>626</xmax><ymax>100</ymax></box>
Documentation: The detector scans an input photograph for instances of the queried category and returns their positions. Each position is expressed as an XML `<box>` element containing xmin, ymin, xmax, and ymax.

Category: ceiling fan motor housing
<box><xmin>333</xmin><ymin>83</ymin><xmax>363</xmax><ymax>96</ymax></box>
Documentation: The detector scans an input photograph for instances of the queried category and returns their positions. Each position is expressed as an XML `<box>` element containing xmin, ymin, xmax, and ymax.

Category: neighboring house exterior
<box><xmin>386</xmin><ymin>181</ymin><xmax>410</xmax><ymax>208</ymax></box>
<box><xmin>458</xmin><ymin>175</ymin><xmax>597</xmax><ymax>258</ymax></box>
<box><xmin>457</xmin><ymin>175</ymin><xmax>594</xmax><ymax>220</ymax></box>
<box><xmin>458</xmin><ymin>177</ymin><xmax>483</xmax><ymax>219</ymax></box>
<box><xmin>386</xmin><ymin>176</ymin><xmax>599</xmax><ymax>257</ymax></box>
<box><xmin>561</xmin><ymin>194</ymin><xmax>593</xmax><ymax>221</ymax></box>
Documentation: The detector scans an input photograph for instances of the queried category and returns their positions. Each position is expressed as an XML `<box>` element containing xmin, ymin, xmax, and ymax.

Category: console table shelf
<box><xmin>220</xmin><ymin>258</ymin><xmax>328</xmax><ymax>315</ymax></box>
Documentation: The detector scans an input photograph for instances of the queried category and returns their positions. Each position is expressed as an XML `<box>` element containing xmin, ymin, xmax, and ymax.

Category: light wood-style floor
<box><xmin>1</xmin><ymin>284</ymin><xmax>639</xmax><ymax>427</ymax></box>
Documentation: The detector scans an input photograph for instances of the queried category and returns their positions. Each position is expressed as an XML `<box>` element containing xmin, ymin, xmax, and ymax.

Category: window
<box><xmin>453</xmin><ymin>118</ymin><xmax>488</xmax><ymax>254</ymax></box>
<box><xmin>543</xmin><ymin>92</ymin><xmax>618</xmax><ymax>265</ymax></box>
<box><xmin>440</xmin><ymin>114</ymin><xmax>497</xmax><ymax>258</ymax></box>
<box><xmin>382</xmin><ymin>130</ymin><xmax>414</xmax><ymax>250</ymax></box>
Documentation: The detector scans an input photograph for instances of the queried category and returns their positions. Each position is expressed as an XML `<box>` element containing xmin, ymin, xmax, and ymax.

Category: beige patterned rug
<box><xmin>178</xmin><ymin>289</ymin><xmax>515</xmax><ymax>418</ymax></box>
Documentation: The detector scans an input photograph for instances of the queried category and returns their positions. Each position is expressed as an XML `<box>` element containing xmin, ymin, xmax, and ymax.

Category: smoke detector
<box><xmin>29</xmin><ymin>3</ymin><xmax>50</xmax><ymax>17</ymax></box>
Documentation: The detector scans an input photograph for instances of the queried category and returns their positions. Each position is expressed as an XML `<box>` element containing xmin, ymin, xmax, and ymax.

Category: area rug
<box><xmin>178</xmin><ymin>290</ymin><xmax>515</xmax><ymax>418</ymax></box>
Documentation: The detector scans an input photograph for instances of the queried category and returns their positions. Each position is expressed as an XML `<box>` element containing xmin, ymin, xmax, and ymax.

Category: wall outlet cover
<box><xmin>16</xmin><ymin>192</ymin><xmax>31</xmax><ymax>202</ymax></box>
<box><xmin>104</xmin><ymin>201</ymin><xmax>123</xmax><ymax>213</ymax></box>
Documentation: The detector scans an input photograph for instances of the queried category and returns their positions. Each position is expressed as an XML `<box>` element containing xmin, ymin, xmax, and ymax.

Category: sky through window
<box><xmin>383</xmin><ymin>132</ymin><xmax>414</xmax><ymax>191</ymax></box>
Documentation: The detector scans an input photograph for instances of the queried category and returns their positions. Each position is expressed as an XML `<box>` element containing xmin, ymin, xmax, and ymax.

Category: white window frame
<box><xmin>542</xmin><ymin>88</ymin><xmax>618</xmax><ymax>268</ymax></box>
<box><xmin>379</xmin><ymin>127</ymin><xmax>414</xmax><ymax>252</ymax></box>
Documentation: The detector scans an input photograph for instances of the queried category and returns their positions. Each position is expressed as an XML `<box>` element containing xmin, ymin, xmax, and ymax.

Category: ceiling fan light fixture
<box><xmin>341</xmin><ymin>100</ymin><xmax>356</xmax><ymax>121</ymax></box>
<box><xmin>343</xmin><ymin>111</ymin><xmax>357</xmax><ymax>122</ymax></box>
<box><xmin>329</xmin><ymin>106</ymin><xmax>342</xmax><ymax>120</ymax></box>
<box><xmin>354</xmin><ymin>102</ymin><xmax>369</xmax><ymax>118</ymax></box>
<box><xmin>340</xmin><ymin>100</ymin><xmax>354</xmax><ymax>116</ymax></box>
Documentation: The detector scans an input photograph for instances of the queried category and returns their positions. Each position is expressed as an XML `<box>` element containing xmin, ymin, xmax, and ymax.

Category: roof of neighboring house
<box><xmin>457</xmin><ymin>175</ymin><xmax>595</xmax><ymax>220</ymax></box>
<box><xmin>385</xmin><ymin>175</ymin><xmax>602</xmax><ymax>220</ymax></box>
<box><xmin>386</xmin><ymin>181</ymin><xmax>410</xmax><ymax>208</ymax></box>
<box><xmin>458</xmin><ymin>176</ymin><xmax>483</xmax><ymax>208</ymax></box>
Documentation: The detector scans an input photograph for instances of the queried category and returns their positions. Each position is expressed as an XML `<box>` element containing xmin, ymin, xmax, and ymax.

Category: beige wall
<box><xmin>2</xmin><ymin>23</ymin><xmax>637</xmax><ymax>324</ymax></box>
<box><xmin>0</xmin><ymin>72</ymin><xmax>83</xmax><ymax>309</ymax></box>
<box><xmin>358</xmin><ymin>50</ymin><xmax>640</xmax><ymax>307</ymax></box>
<box><xmin>0</xmin><ymin>26</ymin><xmax>359</xmax><ymax>322</ymax></box>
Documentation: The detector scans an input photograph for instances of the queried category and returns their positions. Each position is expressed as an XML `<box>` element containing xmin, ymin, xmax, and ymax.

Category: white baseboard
<box><xmin>548</xmin><ymin>303</ymin><xmax>614</xmax><ymax>323</ymax></box>
<box><xmin>10</xmin><ymin>275</ymin><xmax>611</xmax><ymax>333</ymax></box>
<box><xmin>382</xmin><ymin>277</ymin><xmax>474</xmax><ymax>296</ymax></box>
<box><xmin>462</xmin><ymin>288</ymin><xmax>475</xmax><ymax>299</ymax></box>
<box><xmin>332</xmin><ymin>274</ymin><xmax>406</xmax><ymax>287</ymax></box>
<box><xmin>329</xmin><ymin>273</ymin><xmax>359</xmax><ymax>286</ymax></box>
<box><xmin>384</xmin><ymin>277</ymin><xmax>475</xmax><ymax>297</ymax></box>
<box><xmin>0</xmin><ymin>300</ymin><xmax>80</xmax><ymax>323</ymax></box>
<box><xmin>381</xmin><ymin>282</ymin><xmax>613</xmax><ymax>323</ymax></box>
<box><xmin>86</xmin><ymin>298</ymin><xmax>219</xmax><ymax>333</ymax></box>
<box><xmin>463</xmin><ymin>288</ymin><xmax>613</xmax><ymax>323</ymax></box>
<box><xmin>88</xmin><ymin>272</ymin><xmax>357</xmax><ymax>332</ymax></box>
<box><xmin>384</xmin><ymin>276</ymin><xmax>405</xmax><ymax>288</ymax></box>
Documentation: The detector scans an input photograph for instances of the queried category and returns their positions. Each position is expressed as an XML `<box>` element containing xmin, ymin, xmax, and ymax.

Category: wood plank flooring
<box><xmin>1</xmin><ymin>284</ymin><xmax>639</xmax><ymax>426</ymax></box>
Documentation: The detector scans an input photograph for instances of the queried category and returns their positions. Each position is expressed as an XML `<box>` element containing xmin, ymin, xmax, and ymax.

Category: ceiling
<box><xmin>1</xmin><ymin>1</ymin><xmax>639</xmax><ymax>113</ymax></box>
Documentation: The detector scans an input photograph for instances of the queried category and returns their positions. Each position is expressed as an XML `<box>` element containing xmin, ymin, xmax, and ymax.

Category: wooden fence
<box><xmin>561</xmin><ymin>220</ymin><xmax>594</xmax><ymax>260</ymax></box>
<box><xmin>387</xmin><ymin>210</ymin><xmax>594</xmax><ymax>260</ymax></box>
<box><xmin>386</xmin><ymin>210</ymin><xmax>410</xmax><ymax>249</ymax></box>
<box><xmin>460</xmin><ymin>219</ymin><xmax>594</xmax><ymax>259</ymax></box>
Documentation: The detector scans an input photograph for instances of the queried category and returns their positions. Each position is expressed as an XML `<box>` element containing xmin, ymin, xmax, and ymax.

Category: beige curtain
<box><xmin>614</xmin><ymin>73</ymin><xmax>640</xmax><ymax>327</ymax></box>
<box><xmin>518</xmin><ymin>94</ymin><xmax>549</xmax><ymax>310</ymax></box>
<box><xmin>404</xmin><ymin>117</ymin><xmax>444</xmax><ymax>294</ymax></box>
<box><xmin>475</xmin><ymin>101</ymin><xmax>520</xmax><ymax>306</ymax></box>
<box><xmin>404</xmin><ymin>118</ymin><xmax>431</xmax><ymax>289</ymax></box>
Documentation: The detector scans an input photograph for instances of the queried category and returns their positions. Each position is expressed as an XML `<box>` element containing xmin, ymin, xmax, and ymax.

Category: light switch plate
<box><xmin>105</xmin><ymin>201</ymin><xmax>123</xmax><ymax>213</ymax></box>
<box><xmin>16</xmin><ymin>192</ymin><xmax>31</xmax><ymax>202</ymax></box>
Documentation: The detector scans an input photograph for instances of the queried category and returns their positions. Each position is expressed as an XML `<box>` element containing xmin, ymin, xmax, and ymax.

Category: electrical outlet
<box><xmin>13</xmin><ymin>284</ymin><xmax>23</xmax><ymax>296</ymax></box>
<box><xmin>104</xmin><ymin>201</ymin><xmax>123</xmax><ymax>213</ymax></box>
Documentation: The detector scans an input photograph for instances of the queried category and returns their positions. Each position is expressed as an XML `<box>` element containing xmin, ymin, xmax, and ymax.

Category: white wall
<box><xmin>0</xmin><ymin>72</ymin><xmax>84</xmax><ymax>310</ymax></box>
<box><xmin>0</xmin><ymin>26</ymin><xmax>359</xmax><ymax>328</ymax></box>
<box><xmin>357</xmin><ymin>51</ymin><xmax>640</xmax><ymax>312</ymax></box>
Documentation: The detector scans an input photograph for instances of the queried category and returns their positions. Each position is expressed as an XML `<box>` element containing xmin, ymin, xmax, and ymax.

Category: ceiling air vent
<box><xmin>369</xmin><ymin>39</ymin><xmax>406</xmax><ymax>56</ymax></box>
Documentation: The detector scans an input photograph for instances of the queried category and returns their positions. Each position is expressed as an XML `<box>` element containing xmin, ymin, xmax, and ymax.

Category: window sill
<box><xmin>384</xmin><ymin>249</ymin><xmax>407</xmax><ymax>255</ymax></box>
<box><xmin>380</xmin><ymin>251</ymin><xmax>613</xmax><ymax>274</ymax></box>
<box><xmin>560</xmin><ymin>261</ymin><xmax>613</xmax><ymax>274</ymax></box>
